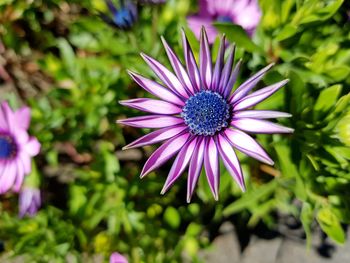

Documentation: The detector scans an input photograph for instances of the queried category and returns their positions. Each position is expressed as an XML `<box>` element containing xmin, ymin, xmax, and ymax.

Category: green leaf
<box><xmin>317</xmin><ymin>207</ymin><xmax>345</xmax><ymax>244</ymax></box>
<box><xmin>299</xmin><ymin>0</ymin><xmax>344</xmax><ymax>24</ymax></box>
<box><xmin>276</xmin><ymin>24</ymin><xmax>298</xmax><ymax>41</ymax></box>
<box><xmin>164</xmin><ymin>207</ymin><xmax>181</xmax><ymax>229</ymax></box>
<box><xmin>213</xmin><ymin>23</ymin><xmax>263</xmax><ymax>53</ymax></box>
<box><xmin>314</xmin><ymin>84</ymin><xmax>342</xmax><ymax>119</ymax></box>
<box><xmin>223</xmin><ymin>180</ymin><xmax>278</xmax><ymax>216</ymax></box>
<box><xmin>301</xmin><ymin>203</ymin><xmax>313</xmax><ymax>249</ymax></box>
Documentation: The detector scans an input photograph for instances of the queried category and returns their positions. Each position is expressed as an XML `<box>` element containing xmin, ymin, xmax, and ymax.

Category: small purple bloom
<box><xmin>100</xmin><ymin>0</ymin><xmax>138</xmax><ymax>30</ymax></box>
<box><xmin>118</xmin><ymin>28</ymin><xmax>293</xmax><ymax>201</ymax></box>
<box><xmin>19</xmin><ymin>187</ymin><xmax>41</xmax><ymax>218</ymax></box>
<box><xmin>188</xmin><ymin>0</ymin><xmax>262</xmax><ymax>43</ymax></box>
<box><xmin>110</xmin><ymin>252</ymin><xmax>128</xmax><ymax>263</ymax></box>
<box><xmin>0</xmin><ymin>101</ymin><xmax>40</xmax><ymax>194</ymax></box>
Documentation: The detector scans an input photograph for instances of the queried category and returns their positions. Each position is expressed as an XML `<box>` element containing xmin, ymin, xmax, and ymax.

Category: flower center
<box><xmin>216</xmin><ymin>15</ymin><xmax>233</xmax><ymax>23</ymax></box>
<box><xmin>181</xmin><ymin>91</ymin><xmax>230</xmax><ymax>136</ymax></box>
<box><xmin>0</xmin><ymin>134</ymin><xmax>17</xmax><ymax>159</ymax></box>
<box><xmin>113</xmin><ymin>7</ymin><xmax>135</xmax><ymax>28</ymax></box>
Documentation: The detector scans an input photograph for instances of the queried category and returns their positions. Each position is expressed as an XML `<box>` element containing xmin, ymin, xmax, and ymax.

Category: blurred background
<box><xmin>0</xmin><ymin>0</ymin><xmax>350</xmax><ymax>262</ymax></box>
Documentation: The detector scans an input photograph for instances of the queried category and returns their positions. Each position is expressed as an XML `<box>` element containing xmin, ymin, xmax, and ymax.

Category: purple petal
<box><xmin>218</xmin><ymin>45</ymin><xmax>235</xmax><ymax>94</ymax></box>
<box><xmin>204</xmin><ymin>137</ymin><xmax>219</xmax><ymax>200</ymax></box>
<box><xmin>119</xmin><ymin>98</ymin><xmax>182</xmax><ymax>115</ymax></box>
<box><xmin>231</xmin><ymin>118</ymin><xmax>294</xmax><ymax>134</ymax></box>
<box><xmin>123</xmin><ymin>125</ymin><xmax>187</xmax><ymax>149</ymax></box>
<box><xmin>140</xmin><ymin>53</ymin><xmax>190</xmax><ymax>99</ymax></box>
<box><xmin>13</xmin><ymin>161</ymin><xmax>24</xmax><ymax>192</ymax></box>
<box><xmin>128</xmin><ymin>71</ymin><xmax>184</xmax><ymax>106</ymax></box>
<box><xmin>110</xmin><ymin>252</ymin><xmax>128</xmax><ymax>263</ymax></box>
<box><xmin>14</xmin><ymin>106</ymin><xmax>31</xmax><ymax>130</ymax></box>
<box><xmin>216</xmin><ymin>134</ymin><xmax>245</xmax><ymax>191</ymax></box>
<box><xmin>211</xmin><ymin>35</ymin><xmax>226</xmax><ymax>91</ymax></box>
<box><xmin>199</xmin><ymin>27</ymin><xmax>213</xmax><ymax>89</ymax></box>
<box><xmin>223</xmin><ymin>59</ymin><xmax>242</xmax><ymax>98</ymax></box>
<box><xmin>233</xmin><ymin>110</ymin><xmax>292</xmax><ymax>119</ymax></box>
<box><xmin>1</xmin><ymin>101</ymin><xmax>15</xmax><ymax>132</ymax></box>
<box><xmin>233</xmin><ymin>79</ymin><xmax>289</xmax><ymax>110</ymax></box>
<box><xmin>229</xmin><ymin>63</ymin><xmax>275</xmax><ymax>104</ymax></box>
<box><xmin>0</xmin><ymin>162</ymin><xmax>16</xmax><ymax>194</ymax></box>
<box><xmin>224</xmin><ymin>128</ymin><xmax>274</xmax><ymax>165</ymax></box>
<box><xmin>187</xmin><ymin>137</ymin><xmax>205</xmax><ymax>203</ymax></box>
<box><xmin>0</xmin><ymin>102</ymin><xmax>9</xmax><ymax>130</ymax></box>
<box><xmin>140</xmin><ymin>132</ymin><xmax>190</xmax><ymax>177</ymax></box>
<box><xmin>161</xmin><ymin>137</ymin><xmax>197</xmax><ymax>194</ymax></box>
<box><xmin>186</xmin><ymin>16</ymin><xmax>218</xmax><ymax>44</ymax></box>
<box><xmin>117</xmin><ymin>115</ymin><xmax>183</xmax><ymax>128</ymax></box>
<box><xmin>20</xmin><ymin>153</ymin><xmax>31</xmax><ymax>174</ymax></box>
<box><xmin>161</xmin><ymin>36</ymin><xmax>195</xmax><ymax>95</ymax></box>
<box><xmin>24</xmin><ymin>137</ymin><xmax>41</xmax><ymax>156</ymax></box>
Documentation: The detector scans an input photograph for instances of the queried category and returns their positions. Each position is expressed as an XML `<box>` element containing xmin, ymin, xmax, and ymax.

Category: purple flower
<box><xmin>188</xmin><ymin>0</ymin><xmax>262</xmax><ymax>43</ymax></box>
<box><xmin>100</xmin><ymin>0</ymin><xmax>138</xmax><ymax>30</ymax></box>
<box><xmin>0</xmin><ymin>101</ymin><xmax>40</xmax><ymax>194</ymax></box>
<box><xmin>118</xmin><ymin>28</ymin><xmax>293</xmax><ymax>201</ymax></box>
<box><xmin>110</xmin><ymin>252</ymin><xmax>128</xmax><ymax>263</ymax></box>
<box><xmin>19</xmin><ymin>187</ymin><xmax>41</xmax><ymax>218</ymax></box>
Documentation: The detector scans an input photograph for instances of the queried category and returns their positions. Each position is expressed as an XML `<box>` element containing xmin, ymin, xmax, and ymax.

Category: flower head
<box><xmin>118</xmin><ymin>28</ymin><xmax>293</xmax><ymax>201</ymax></box>
<box><xmin>110</xmin><ymin>252</ymin><xmax>128</xmax><ymax>263</ymax></box>
<box><xmin>100</xmin><ymin>0</ymin><xmax>138</xmax><ymax>30</ymax></box>
<box><xmin>188</xmin><ymin>0</ymin><xmax>261</xmax><ymax>43</ymax></box>
<box><xmin>19</xmin><ymin>187</ymin><xmax>41</xmax><ymax>218</ymax></box>
<box><xmin>0</xmin><ymin>101</ymin><xmax>40</xmax><ymax>194</ymax></box>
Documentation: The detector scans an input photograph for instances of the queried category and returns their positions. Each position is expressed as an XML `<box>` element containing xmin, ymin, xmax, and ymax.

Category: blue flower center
<box><xmin>113</xmin><ymin>7</ymin><xmax>135</xmax><ymax>28</ymax></box>
<box><xmin>181</xmin><ymin>91</ymin><xmax>230</xmax><ymax>136</ymax></box>
<box><xmin>0</xmin><ymin>134</ymin><xmax>17</xmax><ymax>159</ymax></box>
<box><xmin>216</xmin><ymin>15</ymin><xmax>233</xmax><ymax>23</ymax></box>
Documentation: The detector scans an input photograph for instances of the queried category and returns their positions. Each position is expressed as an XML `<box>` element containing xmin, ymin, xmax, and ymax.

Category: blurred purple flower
<box><xmin>188</xmin><ymin>0</ymin><xmax>262</xmax><ymax>43</ymax></box>
<box><xmin>110</xmin><ymin>252</ymin><xmax>128</xmax><ymax>263</ymax></box>
<box><xmin>0</xmin><ymin>101</ymin><xmax>40</xmax><ymax>194</ymax></box>
<box><xmin>118</xmin><ymin>28</ymin><xmax>293</xmax><ymax>201</ymax></box>
<box><xmin>19</xmin><ymin>187</ymin><xmax>41</xmax><ymax>218</ymax></box>
<box><xmin>100</xmin><ymin>0</ymin><xmax>138</xmax><ymax>30</ymax></box>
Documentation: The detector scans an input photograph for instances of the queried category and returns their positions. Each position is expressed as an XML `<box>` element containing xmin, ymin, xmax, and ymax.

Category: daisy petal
<box><xmin>187</xmin><ymin>137</ymin><xmax>205</xmax><ymax>203</ymax></box>
<box><xmin>218</xmin><ymin>45</ymin><xmax>235</xmax><ymax>94</ymax></box>
<box><xmin>15</xmin><ymin>107</ymin><xmax>31</xmax><ymax>130</ymax></box>
<box><xmin>225</xmin><ymin>128</ymin><xmax>274</xmax><ymax>165</ymax></box>
<box><xmin>181</xmin><ymin>29</ymin><xmax>201</xmax><ymax>92</ymax></box>
<box><xmin>120</xmin><ymin>98</ymin><xmax>182</xmax><ymax>115</ymax></box>
<box><xmin>0</xmin><ymin>103</ymin><xmax>9</xmax><ymax>130</ymax></box>
<box><xmin>229</xmin><ymin>63</ymin><xmax>274</xmax><ymax>104</ymax></box>
<box><xmin>199</xmin><ymin>27</ymin><xmax>212</xmax><ymax>89</ymax></box>
<box><xmin>234</xmin><ymin>110</ymin><xmax>292</xmax><ymax>119</ymax></box>
<box><xmin>141</xmin><ymin>53</ymin><xmax>189</xmax><ymax>99</ymax></box>
<box><xmin>117</xmin><ymin>115</ymin><xmax>183</xmax><ymax>128</ymax></box>
<box><xmin>216</xmin><ymin>134</ymin><xmax>245</xmax><ymax>190</ymax></box>
<box><xmin>223</xmin><ymin>59</ymin><xmax>242</xmax><ymax>98</ymax></box>
<box><xmin>204</xmin><ymin>137</ymin><xmax>219</xmax><ymax>200</ymax></box>
<box><xmin>2</xmin><ymin>101</ymin><xmax>15</xmax><ymax>132</ymax></box>
<box><xmin>24</xmin><ymin>137</ymin><xmax>41</xmax><ymax>156</ymax></box>
<box><xmin>140</xmin><ymin>132</ymin><xmax>190</xmax><ymax>177</ymax></box>
<box><xmin>20</xmin><ymin>154</ymin><xmax>31</xmax><ymax>174</ymax></box>
<box><xmin>211</xmin><ymin>35</ymin><xmax>226</xmax><ymax>91</ymax></box>
<box><xmin>233</xmin><ymin>79</ymin><xmax>289</xmax><ymax>110</ymax></box>
<box><xmin>123</xmin><ymin>125</ymin><xmax>187</xmax><ymax>150</ymax></box>
<box><xmin>0</xmin><ymin>162</ymin><xmax>16</xmax><ymax>194</ymax></box>
<box><xmin>161</xmin><ymin>36</ymin><xmax>195</xmax><ymax>95</ymax></box>
<box><xmin>128</xmin><ymin>71</ymin><xmax>184</xmax><ymax>106</ymax></box>
<box><xmin>161</xmin><ymin>137</ymin><xmax>197</xmax><ymax>194</ymax></box>
<box><xmin>231</xmin><ymin>118</ymin><xmax>294</xmax><ymax>134</ymax></box>
<box><xmin>13</xmin><ymin>161</ymin><xmax>24</xmax><ymax>192</ymax></box>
